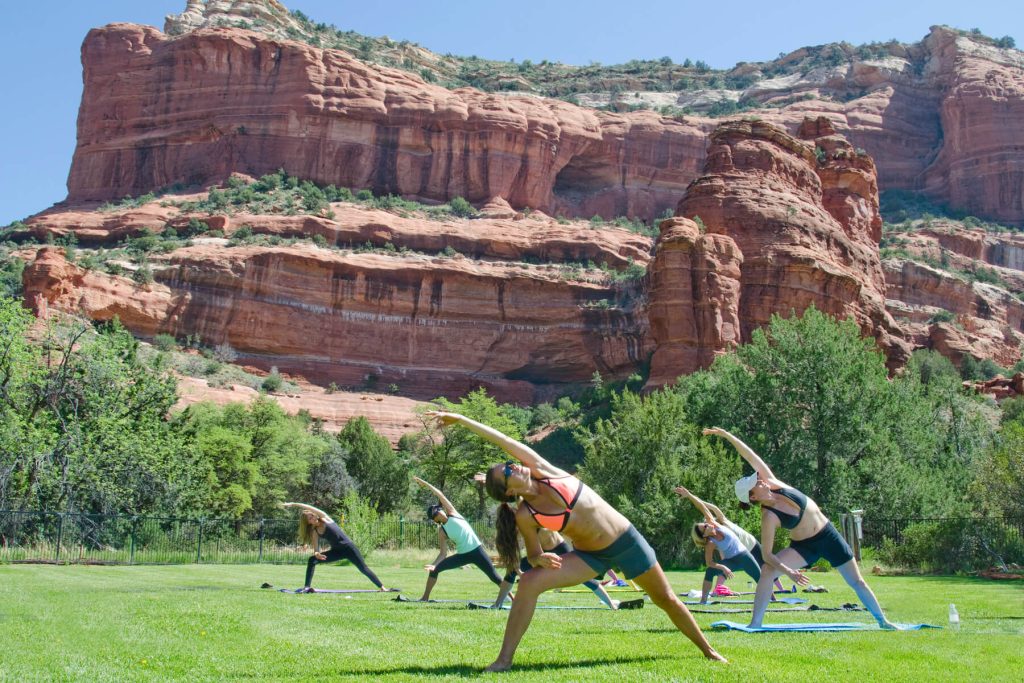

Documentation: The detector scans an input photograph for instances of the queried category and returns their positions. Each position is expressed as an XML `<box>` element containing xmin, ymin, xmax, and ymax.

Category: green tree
<box><xmin>677</xmin><ymin>308</ymin><xmax>992</xmax><ymax>518</ymax></box>
<box><xmin>405</xmin><ymin>388</ymin><xmax>523</xmax><ymax>518</ymax></box>
<box><xmin>578</xmin><ymin>388</ymin><xmax>744</xmax><ymax>566</ymax></box>
<box><xmin>971</xmin><ymin>421</ymin><xmax>1024</xmax><ymax>518</ymax></box>
<box><xmin>0</xmin><ymin>303</ymin><xmax>193</xmax><ymax>514</ymax></box>
<box><xmin>336</xmin><ymin>416</ymin><xmax>408</xmax><ymax>513</ymax></box>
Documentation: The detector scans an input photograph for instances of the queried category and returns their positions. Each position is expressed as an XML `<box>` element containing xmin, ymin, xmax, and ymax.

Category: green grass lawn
<box><xmin>0</xmin><ymin>559</ymin><xmax>1020</xmax><ymax>682</ymax></box>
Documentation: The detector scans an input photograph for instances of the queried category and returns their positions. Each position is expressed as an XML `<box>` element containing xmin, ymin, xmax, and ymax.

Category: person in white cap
<box><xmin>703</xmin><ymin>427</ymin><xmax>895</xmax><ymax>629</ymax></box>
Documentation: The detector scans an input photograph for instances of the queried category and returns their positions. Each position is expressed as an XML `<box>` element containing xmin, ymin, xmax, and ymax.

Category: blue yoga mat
<box><xmin>711</xmin><ymin>620</ymin><xmax>939</xmax><ymax>632</ymax></box>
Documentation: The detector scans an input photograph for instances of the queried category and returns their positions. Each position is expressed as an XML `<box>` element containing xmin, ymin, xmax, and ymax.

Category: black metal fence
<box><xmin>861</xmin><ymin>516</ymin><xmax>1024</xmax><ymax>571</ymax></box>
<box><xmin>5</xmin><ymin>510</ymin><xmax>1019</xmax><ymax>571</ymax></box>
<box><xmin>0</xmin><ymin>510</ymin><xmax>492</xmax><ymax>565</ymax></box>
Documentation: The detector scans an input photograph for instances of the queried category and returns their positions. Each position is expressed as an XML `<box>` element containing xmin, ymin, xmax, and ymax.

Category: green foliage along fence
<box><xmin>0</xmin><ymin>511</ymin><xmax>494</xmax><ymax>566</ymax></box>
<box><xmin>862</xmin><ymin>517</ymin><xmax>1024</xmax><ymax>573</ymax></box>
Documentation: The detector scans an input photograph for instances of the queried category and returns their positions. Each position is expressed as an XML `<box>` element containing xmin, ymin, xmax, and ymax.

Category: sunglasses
<box><xmin>503</xmin><ymin>461</ymin><xmax>514</xmax><ymax>481</ymax></box>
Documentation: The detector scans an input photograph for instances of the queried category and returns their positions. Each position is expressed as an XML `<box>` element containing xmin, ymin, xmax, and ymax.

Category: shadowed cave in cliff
<box><xmin>552</xmin><ymin>152</ymin><xmax>623</xmax><ymax>210</ymax></box>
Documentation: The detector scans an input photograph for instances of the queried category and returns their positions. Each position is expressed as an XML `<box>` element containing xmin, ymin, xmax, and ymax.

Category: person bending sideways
<box><xmin>703</xmin><ymin>427</ymin><xmax>896</xmax><ymax>629</ymax></box>
<box><xmin>415</xmin><ymin>476</ymin><xmax>503</xmax><ymax>601</ymax></box>
<box><xmin>427</xmin><ymin>411</ymin><xmax>725</xmax><ymax>672</ymax></box>
<box><xmin>282</xmin><ymin>502</ymin><xmax>390</xmax><ymax>592</ymax></box>
<box><xmin>674</xmin><ymin>485</ymin><xmax>785</xmax><ymax>603</ymax></box>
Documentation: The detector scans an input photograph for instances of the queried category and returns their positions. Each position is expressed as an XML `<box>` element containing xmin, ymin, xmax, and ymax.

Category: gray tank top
<box><xmin>713</xmin><ymin>526</ymin><xmax>746</xmax><ymax>560</ymax></box>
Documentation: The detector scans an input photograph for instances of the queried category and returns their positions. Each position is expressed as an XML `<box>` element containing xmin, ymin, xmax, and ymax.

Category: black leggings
<box><xmin>429</xmin><ymin>546</ymin><xmax>503</xmax><ymax>585</ymax></box>
<box><xmin>305</xmin><ymin>542</ymin><xmax>383</xmax><ymax>589</ymax></box>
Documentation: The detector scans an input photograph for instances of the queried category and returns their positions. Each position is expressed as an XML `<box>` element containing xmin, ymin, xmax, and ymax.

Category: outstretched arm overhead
<box><xmin>702</xmin><ymin>427</ymin><xmax>776</xmax><ymax>481</ymax></box>
<box><xmin>414</xmin><ymin>476</ymin><xmax>458</xmax><ymax>516</ymax></box>
<box><xmin>702</xmin><ymin>500</ymin><xmax>729</xmax><ymax>525</ymax></box>
<box><xmin>426</xmin><ymin>411</ymin><xmax>565</xmax><ymax>478</ymax></box>
<box><xmin>281</xmin><ymin>502</ymin><xmax>334</xmax><ymax>524</ymax></box>
<box><xmin>673</xmin><ymin>486</ymin><xmax>716</xmax><ymax>525</ymax></box>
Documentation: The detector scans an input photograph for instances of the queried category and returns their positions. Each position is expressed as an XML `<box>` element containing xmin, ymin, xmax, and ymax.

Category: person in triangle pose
<box><xmin>282</xmin><ymin>502</ymin><xmax>391</xmax><ymax>593</ymax></box>
<box><xmin>674</xmin><ymin>485</ymin><xmax>786</xmax><ymax>603</ymax></box>
<box><xmin>427</xmin><ymin>411</ymin><xmax>725</xmax><ymax>672</ymax></box>
<box><xmin>703</xmin><ymin>427</ymin><xmax>895</xmax><ymax>629</ymax></box>
<box><xmin>415</xmin><ymin>476</ymin><xmax>504</xmax><ymax>601</ymax></box>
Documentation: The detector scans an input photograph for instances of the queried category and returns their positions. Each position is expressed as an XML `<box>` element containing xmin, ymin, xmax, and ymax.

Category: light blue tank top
<box><xmin>442</xmin><ymin>514</ymin><xmax>481</xmax><ymax>554</ymax></box>
<box><xmin>713</xmin><ymin>525</ymin><xmax>746</xmax><ymax>560</ymax></box>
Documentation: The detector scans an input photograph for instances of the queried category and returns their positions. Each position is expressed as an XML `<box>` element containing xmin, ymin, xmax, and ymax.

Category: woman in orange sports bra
<box><xmin>427</xmin><ymin>411</ymin><xmax>725</xmax><ymax>672</ymax></box>
<box><xmin>521</xmin><ymin>475</ymin><xmax>582</xmax><ymax>531</ymax></box>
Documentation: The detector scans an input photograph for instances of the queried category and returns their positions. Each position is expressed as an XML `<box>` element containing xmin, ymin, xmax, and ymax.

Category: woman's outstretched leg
<box><xmin>337</xmin><ymin>543</ymin><xmax>385</xmax><ymax>589</ymax></box>
<box><xmin>836</xmin><ymin>559</ymin><xmax>895</xmax><ymax>629</ymax></box>
<box><xmin>304</xmin><ymin>554</ymin><xmax>320</xmax><ymax>589</ymax></box>
<box><xmin>486</xmin><ymin>553</ymin><xmax>599</xmax><ymax>672</ymax></box>
<box><xmin>632</xmin><ymin>564</ymin><xmax>726</xmax><ymax>662</ymax></box>
<box><xmin>750</xmin><ymin>547</ymin><xmax>806</xmax><ymax>627</ymax></box>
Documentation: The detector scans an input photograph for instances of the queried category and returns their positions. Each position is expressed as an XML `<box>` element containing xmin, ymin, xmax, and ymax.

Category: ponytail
<box><xmin>495</xmin><ymin>502</ymin><xmax>521</xmax><ymax>573</ymax></box>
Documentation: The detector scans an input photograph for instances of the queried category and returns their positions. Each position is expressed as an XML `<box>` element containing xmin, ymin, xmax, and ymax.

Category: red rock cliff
<box><xmin>646</xmin><ymin>119</ymin><xmax>909</xmax><ymax>387</ymax></box>
<box><xmin>68</xmin><ymin>24</ymin><xmax>707</xmax><ymax>221</ymax></box>
<box><xmin>65</xmin><ymin>23</ymin><xmax>1024</xmax><ymax>225</ymax></box>
<box><xmin>22</xmin><ymin>208</ymin><xmax>653</xmax><ymax>403</ymax></box>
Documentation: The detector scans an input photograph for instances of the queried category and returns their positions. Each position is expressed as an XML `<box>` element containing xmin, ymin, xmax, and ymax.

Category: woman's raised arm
<box><xmin>702</xmin><ymin>427</ymin><xmax>776</xmax><ymax>480</ymax></box>
<box><xmin>414</xmin><ymin>476</ymin><xmax>458</xmax><ymax>516</ymax></box>
<box><xmin>427</xmin><ymin>411</ymin><xmax>565</xmax><ymax>478</ymax></box>
<box><xmin>281</xmin><ymin>502</ymin><xmax>334</xmax><ymax>523</ymax></box>
<box><xmin>673</xmin><ymin>486</ymin><xmax>715</xmax><ymax>525</ymax></box>
<box><xmin>702</xmin><ymin>500</ymin><xmax>729</xmax><ymax>525</ymax></box>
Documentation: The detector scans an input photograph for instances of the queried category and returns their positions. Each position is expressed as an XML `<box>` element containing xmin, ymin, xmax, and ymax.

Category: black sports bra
<box><xmin>765</xmin><ymin>487</ymin><xmax>808</xmax><ymax>530</ymax></box>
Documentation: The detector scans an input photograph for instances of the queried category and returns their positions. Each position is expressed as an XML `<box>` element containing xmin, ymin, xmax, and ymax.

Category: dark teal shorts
<box><xmin>575</xmin><ymin>525</ymin><xmax>658</xmax><ymax>580</ymax></box>
<box><xmin>790</xmin><ymin>522</ymin><xmax>854</xmax><ymax>568</ymax></box>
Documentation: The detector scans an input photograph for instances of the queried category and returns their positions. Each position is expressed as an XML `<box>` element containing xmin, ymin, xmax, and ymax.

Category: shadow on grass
<box><xmin>333</xmin><ymin>654</ymin><xmax>672</xmax><ymax>677</ymax></box>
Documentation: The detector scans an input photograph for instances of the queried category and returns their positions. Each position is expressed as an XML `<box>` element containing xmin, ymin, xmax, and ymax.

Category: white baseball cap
<box><xmin>735</xmin><ymin>472</ymin><xmax>758</xmax><ymax>503</ymax></box>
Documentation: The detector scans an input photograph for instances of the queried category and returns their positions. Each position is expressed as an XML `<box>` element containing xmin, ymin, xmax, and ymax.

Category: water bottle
<box><xmin>948</xmin><ymin>603</ymin><xmax>960</xmax><ymax>630</ymax></box>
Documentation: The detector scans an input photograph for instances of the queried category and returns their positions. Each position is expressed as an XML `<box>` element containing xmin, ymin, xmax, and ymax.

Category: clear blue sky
<box><xmin>1</xmin><ymin>1</ymin><xmax>1019</xmax><ymax>226</ymax></box>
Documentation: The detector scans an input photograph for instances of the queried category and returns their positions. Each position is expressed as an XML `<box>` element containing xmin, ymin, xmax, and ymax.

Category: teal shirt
<box><xmin>442</xmin><ymin>514</ymin><xmax>481</xmax><ymax>554</ymax></box>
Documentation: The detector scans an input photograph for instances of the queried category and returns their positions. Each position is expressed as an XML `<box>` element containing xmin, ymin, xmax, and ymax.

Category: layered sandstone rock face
<box><xmin>22</xmin><ymin>199</ymin><xmax>652</xmax><ymax>268</ymax></box>
<box><xmin>65</xmin><ymin>18</ymin><xmax>1024</xmax><ymax>225</ymax></box>
<box><xmin>67</xmin><ymin>23</ymin><xmax>706</xmax><ymax>221</ymax></box>
<box><xmin>647</xmin><ymin>119</ymin><xmax>909</xmax><ymax>387</ymax></box>
<box><xmin>22</xmin><ymin>203</ymin><xmax>652</xmax><ymax>403</ymax></box>
<box><xmin>646</xmin><ymin>218</ymin><xmax>742</xmax><ymax>385</ymax></box>
<box><xmin>879</xmin><ymin>221</ymin><xmax>1024</xmax><ymax>370</ymax></box>
<box><xmin>754</xmin><ymin>27</ymin><xmax>1024</xmax><ymax>226</ymax></box>
<box><xmin>882</xmin><ymin>258</ymin><xmax>1024</xmax><ymax>369</ymax></box>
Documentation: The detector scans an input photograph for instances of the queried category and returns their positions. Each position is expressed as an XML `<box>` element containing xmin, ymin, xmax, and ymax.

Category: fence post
<box><xmin>258</xmin><ymin>519</ymin><xmax>265</xmax><ymax>563</ymax></box>
<box><xmin>129</xmin><ymin>517</ymin><xmax>137</xmax><ymax>565</ymax></box>
<box><xmin>196</xmin><ymin>518</ymin><xmax>204</xmax><ymax>564</ymax></box>
<box><xmin>54</xmin><ymin>512</ymin><xmax>64</xmax><ymax>564</ymax></box>
<box><xmin>399</xmin><ymin>516</ymin><xmax>404</xmax><ymax>550</ymax></box>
